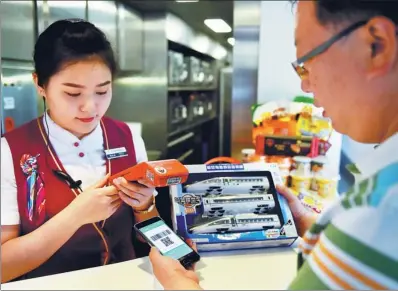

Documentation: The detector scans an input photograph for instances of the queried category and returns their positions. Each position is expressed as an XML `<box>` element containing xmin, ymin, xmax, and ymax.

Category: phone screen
<box><xmin>139</xmin><ymin>220</ymin><xmax>194</xmax><ymax>260</ymax></box>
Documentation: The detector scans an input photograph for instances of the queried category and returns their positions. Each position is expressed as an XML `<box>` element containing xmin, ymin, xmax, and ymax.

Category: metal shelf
<box><xmin>168</xmin><ymin>86</ymin><xmax>217</xmax><ymax>92</ymax></box>
<box><xmin>168</xmin><ymin>116</ymin><xmax>217</xmax><ymax>138</ymax></box>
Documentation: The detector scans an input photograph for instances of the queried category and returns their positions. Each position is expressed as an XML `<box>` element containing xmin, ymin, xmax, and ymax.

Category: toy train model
<box><xmin>184</xmin><ymin>176</ymin><xmax>270</xmax><ymax>195</ymax></box>
<box><xmin>188</xmin><ymin>213</ymin><xmax>281</xmax><ymax>234</ymax></box>
<box><xmin>202</xmin><ymin>194</ymin><xmax>275</xmax><ymax>217</ymax></box>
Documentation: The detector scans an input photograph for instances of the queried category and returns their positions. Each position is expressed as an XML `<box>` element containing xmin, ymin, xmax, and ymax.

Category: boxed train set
<box><xmin>169</xmin><ymin>163</ymin><xmax>299</xmax><ymax>251</ymax></box>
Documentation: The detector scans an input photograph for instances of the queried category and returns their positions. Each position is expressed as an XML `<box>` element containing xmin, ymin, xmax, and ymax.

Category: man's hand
<box><xmin>149</xmin><ymin>246</ymin><xmax>202</xmax><ymax>290</ymax></box>
<box><xmin>276</xmin><ymin>185</ymin><xmax>317</xmax><ymax>237</ymax></box>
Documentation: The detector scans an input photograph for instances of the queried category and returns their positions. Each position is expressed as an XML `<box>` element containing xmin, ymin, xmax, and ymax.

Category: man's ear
<box><xmin>365</xmin><ymin>17</ymin><xmax>398</xmax><ymax>78</ymax></box>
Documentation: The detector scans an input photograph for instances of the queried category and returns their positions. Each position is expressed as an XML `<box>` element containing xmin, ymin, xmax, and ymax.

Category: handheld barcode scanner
<box><xmin>108</xmin><ymin>159</ymin><xmax>189</xmax><ymax>187</ymax></box>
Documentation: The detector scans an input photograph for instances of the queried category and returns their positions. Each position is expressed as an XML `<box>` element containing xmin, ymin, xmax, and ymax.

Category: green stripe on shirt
<box><xmin>347</xmin><ymin>178</ymin><xmax>368</xmax><ymax>197</ymax></box>
<box><xmin>341</xmin><ymin>176</ymin><xmax>376</xmax><ymax>208</ymax></box>
<box><xmin>325</xmin><ymin>224</ymin><xmax>398</xmax><ymax>281</ymax></box>
<box><xmin>308</xmin><ymin>223</ymin><xmax>326</xmax><ymax>235</ymax></box>
<box><xmin>289</xmin><ymin>259</ymin><xmax>329</xmax><ymax>290</ymax></box>
<box><xmin>341</xmin><ymin>198</ymin><xmax>351</xmax><ymax>209</ymax></box>
<box><xmin>353</xmin><ymin>194</ymin><xmax>364</xmax><ymax>206</ymax></box>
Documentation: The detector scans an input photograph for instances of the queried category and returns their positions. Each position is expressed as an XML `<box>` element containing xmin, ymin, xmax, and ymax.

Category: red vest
<box><xmin>4</xmin><ymin>116</ymin><xmax>138</xmax><ymax>279</ymax></box>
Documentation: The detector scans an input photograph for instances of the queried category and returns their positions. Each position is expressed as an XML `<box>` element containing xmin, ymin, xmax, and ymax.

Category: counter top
<box><xmin>2</xmin><ymin>247</ymin><xmax>298</xmax><ymax>290</ymax></box>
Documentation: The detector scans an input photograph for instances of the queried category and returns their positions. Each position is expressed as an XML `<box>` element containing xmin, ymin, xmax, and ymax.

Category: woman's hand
<box><xmin>113</xmin><ymin>177</ymin><xmax>155</xmax><ymax>211</ymax></box>
<box><xmin>276</xmin><ymin>185</ymin><xmax>317</xmax><ymax>237</ymax></box>
<box><xmin>67</xmin><ymin>174</ymin><xmax>120</xmax><ymax>227</ymax></box>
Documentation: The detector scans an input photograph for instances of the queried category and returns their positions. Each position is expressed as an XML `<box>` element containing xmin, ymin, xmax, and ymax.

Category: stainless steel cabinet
<box><xmin>88</xmin><ymin>1</ymin><xmax>118</xmax><ymax>55</ymax></box>
<box><xmin>1</xmin><ymin>62</ymin><xmax>38</xmax><ymax>133</ymax></box>
<box><xmin>1</xmin><ymin>1</ymin><xmax>36</xmax><ymax>61</ymax></box>
<box><xmin>117</xmin><ymin>4</ymin><xmax>144</xmax><ymax>71</ymax></box>
<box><xmin>37</xmin><ymin>0</ymin><xmax>87</xmax><ymax>34</ymax></box>
<box><xmin>48</xmin><ymin>0</ymin><xmax>86</xmax><ymax>22</ymax></box>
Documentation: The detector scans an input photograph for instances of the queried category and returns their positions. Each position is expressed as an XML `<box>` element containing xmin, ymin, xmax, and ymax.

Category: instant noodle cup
<box><xmin>266</xmin><ymin>155</ymin><xmax>292</xmax><ymax>172</ymax></box>
<box><xmin>241</xmin><ymin>148</ymin><xmax>256</xmax><ymax>163</ymax></box>
<box><xmin>250</xmin><ymin>154</ymin><xmax>266</xmax><ymax>163</ymax></box>
<box><xmin>311</xmin><ymin>155</ymin><xmax>328</xmax><ymax>173</ymax></box>
<box><xmin>313</xmin><ymin>173</ymin><xmax>340</xmax><ymax>199</ymax></box>
<box><xmin>279</xmin><ymin>169</ymin><xmax>290</xmax><ymax>186</ymax></box>
<box><xmin>290</xmin><ymin>170</ymin><xmax>311</xmax><ymax>191</ymax></box>
<box><xmin>292</xmin><ymin>156</ymin><xmax>311</xmax><ymax>176</ymax></box>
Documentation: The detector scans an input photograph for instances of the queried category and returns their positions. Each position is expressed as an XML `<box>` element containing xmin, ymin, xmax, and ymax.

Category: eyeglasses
<box><xmin>292</xmin><ymin>20</ymin><xmax>368</xmax><ymax>80</ymax></box>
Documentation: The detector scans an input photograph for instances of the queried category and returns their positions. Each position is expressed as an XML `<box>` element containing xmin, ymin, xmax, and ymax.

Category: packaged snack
<box><xmin>310</xmin><ymin>116</ymin><xmax>333</xmax><ymax>140</ymax></box>
<box><xmin>256</xmin><ymin>135</ymin><xmax>316</xmax><ymax>157</ymax></box>
<box><xmin>296</xmin><ymin>113</ymin><xmax>312</xmax><ymax>136</ymax></box>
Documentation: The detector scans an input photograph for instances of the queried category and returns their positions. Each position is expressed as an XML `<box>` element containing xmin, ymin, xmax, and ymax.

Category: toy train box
<box><xmin>169</xmin><ymin>163</ymin><xmax>299</xmax><ymax>252</ymax></box>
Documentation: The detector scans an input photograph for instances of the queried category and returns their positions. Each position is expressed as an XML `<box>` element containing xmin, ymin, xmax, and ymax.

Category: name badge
<box><xmin>105</xmin><ymin>147</ymin><xmax>128</xmax><ymax>160</ymax></box>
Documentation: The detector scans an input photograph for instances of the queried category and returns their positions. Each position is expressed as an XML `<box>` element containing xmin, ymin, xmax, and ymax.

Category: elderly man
<box><xmin>149</xmin><ymin>0</ymin><xmax>398</xmax><ymax>289</ymax></box>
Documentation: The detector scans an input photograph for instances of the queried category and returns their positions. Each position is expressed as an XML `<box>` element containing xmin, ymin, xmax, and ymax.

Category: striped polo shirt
<box><xmin>289</xmin><ymin>133</ymin><xmax>398</xmax><ymax>290</ymax></box>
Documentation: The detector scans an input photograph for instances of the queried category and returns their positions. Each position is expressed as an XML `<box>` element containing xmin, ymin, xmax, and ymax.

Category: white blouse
<box><xmin>1</xmin><ymin>113</ymin><xmax>150</xmax><ymax>225</ymax></box>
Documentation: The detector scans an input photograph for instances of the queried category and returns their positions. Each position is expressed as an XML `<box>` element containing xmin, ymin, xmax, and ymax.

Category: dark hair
<box><xmin>290</xmin><ymin>0</ymin><xmax>398</xmax><ymax>27</ymax></box>
<box><xmin>33</xmin><ymin>19</ymin><xmax>117</xmax><ymax>87</ymax></box>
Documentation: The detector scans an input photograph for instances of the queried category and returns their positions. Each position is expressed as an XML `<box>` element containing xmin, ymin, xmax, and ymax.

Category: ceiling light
<box><xmin>175</xmin><ymin>0</ymin><xmax>199</xmax><ymax>2</ymax></box>
<box><xmin>204</xmin><ymin>19</ymin><xmax>231</xmax><ymax>33</ymax></box>
<box><xmin>227</xmin><ymin>37</ymin><xmax>235</xmax><ymax>46</ymax></box>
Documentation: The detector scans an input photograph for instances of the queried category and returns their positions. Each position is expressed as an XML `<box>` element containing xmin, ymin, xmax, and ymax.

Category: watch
<box><xmin>133</xmin><ymin>195</ymin><xmax>156</xmax><ymax>214</ymax></box>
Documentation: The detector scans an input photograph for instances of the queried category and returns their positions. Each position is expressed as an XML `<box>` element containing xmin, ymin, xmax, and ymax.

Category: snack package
<box><xmin>289</xmin><ymin>189</ymin><xmax>324</xmax><ymax>214</ymax></box>
<box><xmin>252</xmin><ymin>101</ymin><xmax>333</xmax><ymax>143</ymax></box>
<box><xmin>310</xmin><ymin>116</ymin><xmax>333</xmax><ymax>140</ymax></box>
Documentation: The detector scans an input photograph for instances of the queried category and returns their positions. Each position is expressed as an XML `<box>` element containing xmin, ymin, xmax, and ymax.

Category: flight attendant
<box><xmin>1</xmin><ymin>19</ymin><xmax>159</xmax><ymax>283</ymax></box>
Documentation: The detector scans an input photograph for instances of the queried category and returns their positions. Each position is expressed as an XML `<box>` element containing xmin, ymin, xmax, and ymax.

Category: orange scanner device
<box><xmin>108</xmin><ymin>159</ymin><xmax>189</xmax><ymax>187</ymax></box>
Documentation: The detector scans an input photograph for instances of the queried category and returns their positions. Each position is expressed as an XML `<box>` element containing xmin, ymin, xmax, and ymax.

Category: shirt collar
<box><xmin>355</xmin><ymin>132</ymin><xmax>398</xmax><ymax>180</ymax></box>
<box><xmin>43</xmin><ymin>111</ymin><xmax>103</xmax><ymax>149</ymax></box>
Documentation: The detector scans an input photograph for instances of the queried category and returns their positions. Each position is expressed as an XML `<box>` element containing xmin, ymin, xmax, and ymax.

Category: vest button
<box><xmin>79</xmin><ymin>152</ymin><xmax>85</xmax><ymax>158</ymax></box>
<box><xmin>74</xmin><ymin>142</ymin><xmax>79</xmax><ymax>147</ymax></box>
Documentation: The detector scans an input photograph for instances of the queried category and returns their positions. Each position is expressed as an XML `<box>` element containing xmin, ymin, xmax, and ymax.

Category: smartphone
<box><xmin>134</xmin><ymin>216</ymin><xmax>200</xmax><ymax>268</ymax></box>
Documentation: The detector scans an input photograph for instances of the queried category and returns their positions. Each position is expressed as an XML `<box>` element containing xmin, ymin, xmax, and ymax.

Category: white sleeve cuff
<box><xmin>1</xmin><ymin>137</ymin><xmax>20</xmax><ymax>226</ymax></box>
